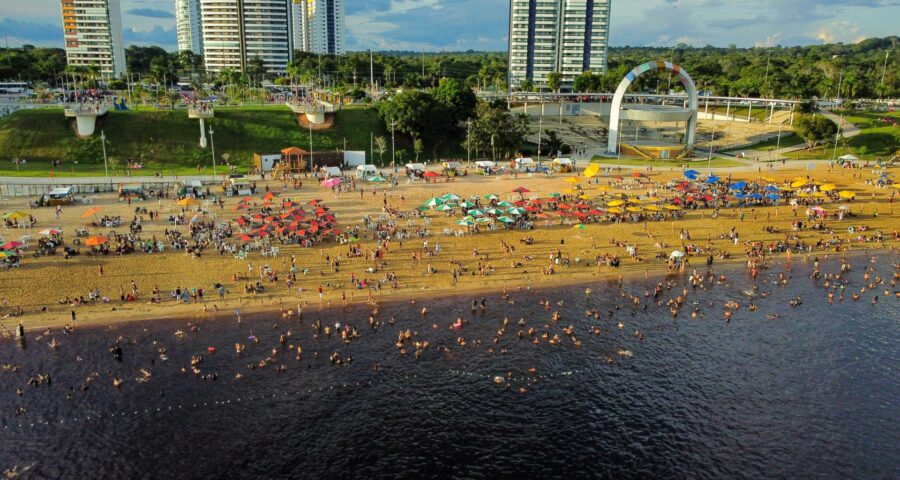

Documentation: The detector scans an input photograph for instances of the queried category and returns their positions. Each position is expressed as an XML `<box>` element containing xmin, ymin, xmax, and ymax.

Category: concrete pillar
<box><xmin>789</xmin><ymin>104</ymin><xmax>795</xmax><ymax>126</ymax></box>
<box><xmin>747</xmin><ymin>103</ymin><xmax>753</xmax><ymax>123</ymax></box>
<box><xmin>769</xmin><ymin>103</ymin><xmax>775</xmax><ymax>124</ymax></box>
<box><xmin>199</xmin><ymin>118</ymin><xmax>208</xmax><ymax>148</ymax></box>
<box><xmin>74</xmin><ymin>115</ymin><xmax>98</xmax><ymax>137</ymax></box>
<box><xmin>725</xmin><ymin>101</ymin><xmax>731</xmax><ymax>121</ymax></box>
<box><xmin>704</xmin><ymin>98</ymin><xmax>709</xmax><ymax>115</ymax></box>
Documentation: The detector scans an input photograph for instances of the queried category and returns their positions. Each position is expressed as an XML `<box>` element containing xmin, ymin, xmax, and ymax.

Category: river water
<box><xmin>1</xmin><ymin>254</ymin><xmax>898</xmax><ymax>479</ymax></box>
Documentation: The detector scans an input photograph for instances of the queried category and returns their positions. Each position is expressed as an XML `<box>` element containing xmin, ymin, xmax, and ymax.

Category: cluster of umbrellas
<box><xmin>233</xmin><ymin>195</ymin><xmax>341</xmax><ymax>243</ymax></box>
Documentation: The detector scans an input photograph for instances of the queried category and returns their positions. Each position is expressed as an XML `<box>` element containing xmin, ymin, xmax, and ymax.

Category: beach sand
<box><xmin>1</xmin><ymin>162</ymin><xmax>897</xmax><ymax>330</ymax></box>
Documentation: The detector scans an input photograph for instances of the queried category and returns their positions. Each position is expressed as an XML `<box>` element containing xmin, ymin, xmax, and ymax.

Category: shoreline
<box><xmin>9</xmin><ymin>248</ymin><xmax>894</xmax><ymax>333</ymax></box>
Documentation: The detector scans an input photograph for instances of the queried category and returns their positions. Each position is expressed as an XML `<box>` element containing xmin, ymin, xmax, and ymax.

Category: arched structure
<box><xmin>607</xmin><ymin>61</ymin><xmax>698</xmax><ymax>154</ymax></box>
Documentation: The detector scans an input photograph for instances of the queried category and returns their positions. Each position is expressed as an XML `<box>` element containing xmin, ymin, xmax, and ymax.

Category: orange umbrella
<box><xmin>176</xmin><ymin>197</ymin><xmax>200</xmax><ymax>207</ymax></box>
<box><xmin>81</xmin><ymin>207</ymin><xmax>102</xmax><ymax>218</ymax></box>
<box><xmin>84</xmin><ymin>236</ymin><xmax>109</xmax><ymax>246</ymax></box>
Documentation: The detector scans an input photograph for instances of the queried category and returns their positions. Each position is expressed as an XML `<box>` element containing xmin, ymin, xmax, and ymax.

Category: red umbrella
<box><xmin>1</xmin><ymin>241</ymin><xmax>23</xmax><ymax>250</ymax></box>
<box><xmin>558</xmin><ymin>203</ymin><xmax>572</xmax><ymax>209</ymax></box>
<box><xmin>524</xmin><ymin>206</ymin><xmax>539</xmax><ymax>212</ymax></box>
<box><xmin>512</xmin><ymin>187</ymin><xmax>530</xmax><ymax>193</ymax></box>
<box><xmin>514</xmin><ymin>200</ymin><xmax>528</xmax><ymax>206</ymax></box>
<box><xmin>423</xmin><ymin>171</ymin><xmax>440</xmax><ymax>178</ymax></box>
<box><xmin>588</xmin><ymin>209</ymin><xmax>604</xmax><ymax>215</ymax></box>
<box><xmin>296</xmin><ymin>230</ymin><xmax>307</xmax><ymax>236</ymax></box>
<box><xmin>308</xmin><ymin>199</ymin><xmax>322</xmax><ymax>205</ymax></box>
<box><xmin>239</xmin><ymin>235</ymin><xmax>253</xmax><ymax>242</ymax></box>
<box><xmin>632</xmin><ymin>172</ymin><xmax>644</xmax><ymax>178</ymax></box>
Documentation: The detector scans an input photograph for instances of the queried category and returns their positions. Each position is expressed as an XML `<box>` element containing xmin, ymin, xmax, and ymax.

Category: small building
<box><xmin>227</xmin><ymin>178</ymin><xmax>252</xmax><ymax>196</ymax></box>
<box><xmin>179</xmin><ymin>180</ymin><xmax>205</xmax><ymax>198</ymax></box>
<box><xmin>45</xmin><ymin>186</ymin><xmax>75</xmax><ymax>206</ymax></box>
<box><xmin>253</xmin><ymin>153</ymin><xmax>282</xmax><ymax>173</ymax></box>
<box><xmin>118</xmin><ymin>184</ymin><xmax>145</xmax><ymax>200</ymax></box>
<box><xmin>356</xmin><ymin>165</ymin><xmax>377</xmax><ymax>178</ymax></box>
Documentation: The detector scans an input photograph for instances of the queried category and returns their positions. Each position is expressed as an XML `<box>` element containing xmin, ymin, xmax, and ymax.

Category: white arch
<box><xmin>607</xmin><ymin>61</ymin><xmax>698</xmax><ymax>154</ymax></box>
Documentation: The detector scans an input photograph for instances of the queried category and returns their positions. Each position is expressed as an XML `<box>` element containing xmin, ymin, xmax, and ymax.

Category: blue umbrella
<box><xmin>764</xmin><ymin>185</ymin><xmax>780</xmax><ymax>192</ymax></box>
<box><xmin>731</xmin><ymin>181</ymin><xmax>748</xmax><ymax>190</ymax></box>
<box><xmin>684</xmin><ymin>172</ymin><xmax>699</xmax><ymax>180</ymax></box>
<box><xmin>766</xmin><ymin>193</ymin><xmax>780</xmax><ymax>201</ymax></box>
<box><xmin>734</xmin><ymin>193</ymin><xmax>748</xmax><ymax>199</ymax></box>
<box><xmin>684</xmin><ymin>169</ymin><xmax>700</xmax><ymax>176</ymax></box>
<box><xmin>706</xmin><ymin>176</ymin><xmax>720</xmax><ymax>184</ymax></box>
<box><xmin>748</xmin><ymin>193</ymin><xmax>764</xmax><ymax>199</ymax></box>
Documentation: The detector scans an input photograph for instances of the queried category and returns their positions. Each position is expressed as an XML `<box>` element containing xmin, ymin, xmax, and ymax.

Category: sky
<box><xmin>0</xmin><ymin>0</ymin><xmax>898</xmax><ymax>52</ymax></box>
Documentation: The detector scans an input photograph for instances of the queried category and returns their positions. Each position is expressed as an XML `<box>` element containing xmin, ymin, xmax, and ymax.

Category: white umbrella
<box><xmin>669</xmin><ymin>250</ymin><xmax>686</xmax><ymax>259</ymax></box>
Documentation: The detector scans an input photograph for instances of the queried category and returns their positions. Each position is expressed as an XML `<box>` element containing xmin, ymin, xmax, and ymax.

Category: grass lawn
<box><xmin>590</xmin><ymin>156</ymin><xmax>745</xmax><ymax>168</ymax></box>
<box><xmin>0</xmin><ymin>106</ymin><xmax>388</xmax><ymax>177</ymax></box>
<box><xmin>743</xmin><ymin>133</ymin><xmax>804</xmax><ymax>151</ymax></box>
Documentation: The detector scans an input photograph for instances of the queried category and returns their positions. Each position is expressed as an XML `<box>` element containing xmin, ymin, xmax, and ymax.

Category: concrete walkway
<box><xmin>0</xmin><ymin>174</ymin><xmax>223</xmax><ymax>185</ymax></box>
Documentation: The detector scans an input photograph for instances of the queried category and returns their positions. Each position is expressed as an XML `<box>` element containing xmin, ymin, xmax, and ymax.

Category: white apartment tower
<box><xmin>199</xmin><ymin>0</ymin><xmax>293</xmax><ymax>74</ymax></box>
<box><xmin>508</xmin><ymin>0</ymin><xmax>611</xmax><ymax>91</ymax></box>
<box><xmin>292</xmin><ymin>0</ymin><xmax>345</xmax><ymax>55</ymax></box>
<box><xmin>60</xmin><ymin>0</ymin><xmax>126</xmax><ymax>78</ymax></box>
<box><xmin>175</xmin><ymin>0</ymin><xmax>203</xmax><ymax>54</ymax></box>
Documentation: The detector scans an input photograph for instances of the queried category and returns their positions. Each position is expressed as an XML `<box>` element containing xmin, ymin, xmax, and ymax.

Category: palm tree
<box><xmin>375</xmin><ymin>136</ymin><xmax>387</xmax><ymax>166</ymax></box>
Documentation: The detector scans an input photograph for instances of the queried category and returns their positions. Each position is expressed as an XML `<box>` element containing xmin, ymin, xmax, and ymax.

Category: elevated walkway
<box><xmin>64</xmin><ymin>103</ymin><xmax>109</xmax><ymax>137</ymax></box>
<box><xmin>286</xmin><ymin>100</ymin><xmax>336</xmax><ymax>125</ymax></box>
<box><xmin>188</xmin><ymin>106</ymin><xmax>215</xmax><ymax>147</ymax></box>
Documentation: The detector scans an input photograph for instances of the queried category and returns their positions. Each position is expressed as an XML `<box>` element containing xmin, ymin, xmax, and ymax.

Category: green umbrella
<box><xmin>467</xmin><ymin>209</ymin><xmax>484</xmax><ymax>217</ymax></box>
<box><xmin>458</xmin><ymin>200</ymin><xmax>475</xmax><ymax>208</ymax></box>
<box><xmin>550</xmin><ymin>193</ymin><xmax>562</xmax><ymax>198</ymax></box>
<box><xmin>416</xmin><ymin>205</ymin><xmax>429</xmax><ymax>212</ymax></box>
<box><xmin>497</xmin><ymin>201</ymin><xmax>513</xmax><ymax>207</ymax></box>
<box><xmin>485</xmin><ymin>208</ymin><xmax>502</xmax><ymax>215</ymax></box>
<box><xmin>441</xmin><ymin>193</ymin><xmax>461</xmax><ymax>202</ymax></box>
<box><xmin>424</xmin><ymin>197</ymin><xmax>444</xmax><ymax>207</ymax></box>
<box><xmin>507</xmin><ymin>207</ymin><xmax>526</xmax><ymax>215</ymax></box>
<box><xmin>484</xmin><ymin>194</ymin><xmax>499</xmax><ymax>200</ymax></box>
<box><xmin>437</xmin><ymin>204</ymin><xmax>454</xmax><ymax>212</ymax></box>
<box><xmin>497</xmin><ymin>216</ymin><xmax>515</xmax><ymax>223</ymax></box>
<box><xmin>456</xmin><ymin>219</ymin><xmax>474</xmax><ymax>226</ymax></box>
<box><xmin>368</xmin><ymin>175</ymin><xmax>386</xmax><ymax>182</ymax></box>
<box><xmin>475</xmin><ymin>217</ymin><xmax>492</xmax><ymax>224</ymax></box>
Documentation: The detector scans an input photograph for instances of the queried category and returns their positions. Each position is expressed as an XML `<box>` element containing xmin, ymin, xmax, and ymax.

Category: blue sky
<box><xmin>1</xmin><ymin>0</ymin><xmax>898</xmax><ymax>51</ymax></box>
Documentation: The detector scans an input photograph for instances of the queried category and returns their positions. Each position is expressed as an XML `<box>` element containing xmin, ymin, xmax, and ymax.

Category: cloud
<box><xmin>124</xmin><ymin>26</ymin><xmax>177</xmax><ymax>48</ymax></box>
<box><xmin>0</xmin><ymin>17</ymin><xmax>62</xmax><ymax>45</ymax></box>
<box><xmin>126</xmin><ymin>8</ymin><xmax>175</xmax><ymax>19</ymax></box>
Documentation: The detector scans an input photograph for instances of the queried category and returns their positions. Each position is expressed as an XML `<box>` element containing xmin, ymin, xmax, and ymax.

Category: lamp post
<box><xmin>309</xmin><ymin>121</ymin><xmax>314</xmax><ymax>173</ymax></box>
<box><xmin>831</xmin><ymin>113</ymin><xmax>844</xmax><ymax>162</ymax></box>
<box><xmin>491</xmin><ymin>134</ymin><xmax>496</xmax><ymax>163</ymax></box>
<box><xmin>208</xmin><ymin>126</ymin><xmax>217</xmax><ymax>178</ymax></box>
<box><xmin>537</xmin><ymin>115</ymin><xmax>543</xmax><ymax>166</ymax></box>
<box><xmin>708</xmin><ymin>118</ymin><xmax>716</xmax><ymax>173</ymax></box>
<box><xmin>466</xmin><ymin>119</ymin><xmax>471</xmax><ymax>166</ymax></box>
<box><xmin>390</xmin><ymin>119</ymin><xmax>396</xmax><ymax>169</ymax></box>
<box><xmin>100</xmin><ymin>130</ymin><xmax>109</xmax><ymax>186</ymax></box>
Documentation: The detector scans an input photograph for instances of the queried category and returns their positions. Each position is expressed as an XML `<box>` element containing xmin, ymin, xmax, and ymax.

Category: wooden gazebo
<box><xmin>279</xmin><ymin>146</ymin><xmax>309</xmax><ymax>175</ymax></box>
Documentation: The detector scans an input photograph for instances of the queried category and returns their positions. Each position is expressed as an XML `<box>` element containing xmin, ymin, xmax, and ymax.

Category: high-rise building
<box><xmin>292</xmin><ymin>0</ymin><xmax>345</xmax><ymax>55</ymax></box>
<box><xmin>175</xmin><ymin>0</ymin><xmax>203</xmax><ymax>54</ymax></box>
<box><xmin>507</xmin><ymin>0</ymin><xmax>611</xmax><ymax>92</ymax></box>
<box><xmin>60</xmin><ymin>0</ymin><xmax>126</xmax><ymax>78</ymax></box>
<box><xmin>199</xmin><ymin>0</ymin><xmax>293</xmax><ymax>74</ymax></box>
<box><xmin>310</xmin><ymin>0</ymin><xmax>344</xmax><ymax>55</ymax></box>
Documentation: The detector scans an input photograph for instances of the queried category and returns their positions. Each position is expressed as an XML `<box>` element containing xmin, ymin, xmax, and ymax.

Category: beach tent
<box><xmin>356</xmin><ymin>165</ymin><xmax>377</xmax><ymax>178</ymax></box>
<box><xmin>514</xmin><ymin>157</ymin><xmax>535</xmax><ymax>171</ymax></box>
<box><xmin>839</xmin><ymin>154</ymin><xmax>859</xmax><ymax>162</ymax></box>
<box><xmin>320</xmin><ymin>166</ymin><xmax>342</xmax><ymax>179</ymax></box>
<box><xmin>405</xmin><ymin>163</ymin><xmax>426</xmax><ymax>174</ymax></box>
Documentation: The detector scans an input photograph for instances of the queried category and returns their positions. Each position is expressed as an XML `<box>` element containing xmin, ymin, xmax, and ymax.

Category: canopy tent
<box><xmin>839</xmin><ymin>154</ymin><xmax>859</xmax><ymax>162</ymax></box>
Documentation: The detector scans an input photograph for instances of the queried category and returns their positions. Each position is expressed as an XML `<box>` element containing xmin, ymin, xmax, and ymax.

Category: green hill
<box><xmin>0</xmin><ymin>106</ymin><xmax>387</xmax><ymax>176</ymax></box>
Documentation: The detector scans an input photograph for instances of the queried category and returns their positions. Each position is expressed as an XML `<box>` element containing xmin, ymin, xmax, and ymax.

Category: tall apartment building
<box><xmin>60</xmin><ymin>0</ymin><xmax>126</xmax><ymax>78</ymax></box>
<box><xmin>507</xmin><ymin>0</ymin><xmax>611</xmax><ymax>92</ymax></box>
<box><xmin>199</xmin><ymin>0</ymin><xmax>293</xmax><ymax>74</ymax></box>
<box><xmin>292</xmin><ymin>0</ymin><xmax>345</xmax><ymax>55</ymax></box>
<box><xmin>175</xmin><ymin>0</ymin><xmax>203</xmax><ymax>54</ymax></box>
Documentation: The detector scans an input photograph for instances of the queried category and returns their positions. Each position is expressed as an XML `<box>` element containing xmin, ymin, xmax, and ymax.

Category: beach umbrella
<box><xmin>38</xmin><ymin>228</ymin><xmax>62</xmax><ymax>236</ymax></box>
<box><xmin>475</xmin><ymin>217</ymin><xmax>492</xmax><ymax>224</ymax></box>
<box><xmin>467</xmin><ymin>209</ymin><xmax>484</xmax><ymax>217</ymax></box>
<box><xmin>607</xmin><ymin>207</ymin><xmax>624</xmax><ymax>214</ymax></box>
<box><xmin>497</xmin><ymin>216</ymin><xmax>515</xmax><ymax>223</ymax></box>
<box><xmin>607</xmin><ymin>200</ymin><xmax>625</xmax><ymax>207</ymax></box>
<box><xmin>664</xmin><ymin>205</ymin><xmax>682</xmax><ymax>211</ymax></box>
<box><xmin>684</xmin><ymin>171</ymin><xmax>699</xmax><ymax>180</ymax></box>
<box><xmin>583</xmin><ymin>164</ymin><xmax>601</xmax><ymax>178</ymax></box>
<box><xmin>626</xmin><ymin>206</ymin><xmax>642</xmax><ymax>213</ymax></box>
<box><xmin>588</xmin><ymin>209</ymin><xmax>605</xmax><ymax>215</ymax></box>
<box><xmin>368</xmin><ymin>176</ymin><xmax>387</xmax><ymax>182</ymax></box>
<box><xmin>484</xmin><ymin>194</ymin><xmax>499</xmax><ymax>201</ymax></box>
<box><xmin>423</xmin><ymin>171</ymin><xmax>441</xmax><ymax>178</ymax></box>
<box><xmin>730</xmin><ymin>181</ymin><xmax>748</xmax><ymax>190</ymax></box>
<box><xmin>442</xmin><ymin>193</ymin><xmax>461</xmax><ymax>202</ymax></box>
<box><xmin>564</xmin><ymin>177</ymin><xmax>580</xmax><ymax>184</ymax></box>
<box><xmin>424</xmin><ymin>197</ymin><xmax>444</xmax><ymax>207</ymax></box>
<box><xmin>684</xmin><ymin>169</ymin><xmax>700</xmax><ymax>177</ymax></box>
<box><xmin>437</xmin><ymin>204</ymin><xmax>454</xmax><ymax>212</ymax></box>
<box><xmin>84</xmin><ymin>236</ymin><xmax>109</xmax><ymax>246</ymax></box>
<box><xmin>507</xmin><ymin>207</ymin><xmax>526</xmax><ymax>216</ymax></box>
<box><xmin>670</xmin><ymin>250</ymin><xmax>686</xmax><ymax>259</ymax></box>
<box><xmin>485</xmin><ymin>208</ymin><xmax>502</xmax><ymax>216</ymax></box>
<box><xmin>176</xmin><ymin>197</ymin><xmax>200</xmax><ymax>207</ymax></box>
<box><xmin>764</xmin><ymin>185</ymin><xmax>780</xmax><ymax>192</ymax></box>
<box><xmin>512</xmin><ymin>187</ymin><xmax>530</xmax><ymax>194</ymax></box>
<box><xmin>573</xmin><ymin>224</ymin><xmax>587</xmax><ymax>230</ymax></box>
<box><xmin>812</xmin><ymin>191</ymin><xmax>828</xmax><ymax>198</ymax></box>
<box><xmin>2</xmin><ymin>211</ymin><xmax>28</xmax><ymax>220</ymax></box>
<box><xmin>706</xmin><ymin>176</ymin><xmax>720</xmax><ymax>184</ymax></box>
<box><xmin>458</xmin><ymin>200</ymin><xmax>475</xmax><ymax>208</ymax></box>
<box><xmin>308</xmin><ymin>199</ymin><xmax>322</xmax><ymax>205</ymax></box>
<box><xmin>456</xmin><ymin>219</ymin><xmax>474</xmax><ymax>226</ymax></box>
<box><xmin>81</xmin><ymin>207</ymin><xmax>102</xmax><ymax>218</ymax></box>
<box><xmin>321</xmin><ymin>178</ymin><xmax>341</xmax><ymax>188</ymax></box>
<box><xmin>820</xmin><ymin>184</ymin><xmax>837</xmax><ymax>192</ymax></box>
<box><xmin>262</xmin><ymin>191</ymin><xmax>277</xmax><ymax>201</ymax></box>
<box><xmin>790</xmin><ymin>179</ymin><xmax>808</xmax><ymax>188</ymax></box>
<box><xmin>645</xmin><ymin>205</ymin><xmax>661</xmax><ymax>212</ymax></box>
<box><xmin>1</xmin><ymin>241</ymin><xmax>23</xmax><ymax>250</ymax></box>
<box><xmin>497</xmin><ymin>201</ymin><xmax>513</xmax><ymax>207</ymax></box>
<box><xmin>838</xmin><ymin>190</ymin><xmax>856</xmax><ymax>199</ymax></box>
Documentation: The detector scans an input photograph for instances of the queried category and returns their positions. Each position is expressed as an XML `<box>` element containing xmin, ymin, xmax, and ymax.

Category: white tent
<box><xmin>405</xmin><ymin>163</ymin><xmax>426</xmax><ymax>172</ymax></box>
<box><xmin>356</xmin><ymin>164</ymin><xmax>377</xmax><ymax>178</ymax></box>
<box><xmin>320</xmin><ymin>166</ymin><xmax>341</xmax><ymax>178</ymax></box>
<box><xmin>475</xmin><ymin>160</ymin><xmax>496</xmax><ymax>169</ymax></box>
<box><xmin>839</xmin><ymin>154</ymin><xmax>859</xmax><ymax>162</ymax></box>
<box><xmin>443</xmin><ymin>161</ymin><xmax>463</xmax><ymax>170</ymax></box>
<box><xmin>553</xmin><ymin>158</ymin><xmax>573</xmax><ymax>165</ymax></box>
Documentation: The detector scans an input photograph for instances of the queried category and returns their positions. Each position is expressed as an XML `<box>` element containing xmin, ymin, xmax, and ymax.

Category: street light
<box><xmin>208</xmin><ymin>126</ymin><xmax>217</xmax><ymax>177</ymax></box>
<box><xmin>390</xmin><ymin>119</ymin><xmax>396</xmax><ymax>170</ymax></box>
<box><xmin>309</xmin><ymin>121</ymin><xmax>314</xmax><ymax>173</ymax></box>
<box><xmin>466</xmin><ymin>119</ymin><xmax>471</xmax><ymax>166</ymax></box>
<box><xmin>708</xmin><ymin>118</ymin><xmax>716</xmax><ymax>173</ymax></box>
<box><xmin>100</xmin><ymin>129</ymin><xmax>109</xmax><ymax>186</ymax></box>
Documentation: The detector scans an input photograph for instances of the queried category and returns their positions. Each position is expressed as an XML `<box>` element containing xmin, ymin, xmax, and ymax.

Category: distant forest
<box><xmin>0</xmin><ymin>37</ymin><xmax>896</xmax><ymax>99</ymax></box>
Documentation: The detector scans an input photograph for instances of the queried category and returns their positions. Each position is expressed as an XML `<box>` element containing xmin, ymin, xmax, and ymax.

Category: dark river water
<box><xmin>1</xmin><ymin>254</ymin><xmax>898</xmax><ymax>479</ymax></box>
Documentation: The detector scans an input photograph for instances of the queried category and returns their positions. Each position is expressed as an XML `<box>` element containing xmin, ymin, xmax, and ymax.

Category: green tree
<box><xmin>374</xmin><ymin>136</ymin><xmax>387</xmax><ymax>166</ymax></box>
<box><xmin>795</xmin><ymin>115</ymin><xmax>838</xmax><ymax>149</ymax></box>
<box><xmin>413</xmin><ymin>138</ymin><xmax>424</xmax><ymax>162</ymax></box>
<box><xmin>547</xmin><ymin>72</ymin><xmax>562</xmax><ymax>93</ymax></box>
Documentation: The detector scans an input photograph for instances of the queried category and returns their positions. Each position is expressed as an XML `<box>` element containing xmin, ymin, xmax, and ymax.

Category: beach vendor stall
<box><xmin>552</xmin><ymin>158</ymin><xmax>574</xmax><ymax>173</ymax></box>
<box><xmin>118</xmin><ymin>184</ymin><xmax>146</xmax><ymax>201</ymax></box>
<box><xmin>44</xmin><ymin>187</ymin><xmax>75</xmax><ymax>206</ymax></box>
<box><xmin>514</xmin><ymin>157</ymin><xmax>536</xmax><ymax>172</ymax></box>
<box><xmin>356</xmin><ymin>164</ymin><xmax>377</xmax><ymax>179</ymax></box>
<box><xmin>405</xmin><ymin>163</ymin><xmax>426</xmax><ymax>177</ymax></box>
<box><xmin>475</xmin><ymin>160</ymin><xmax>496</xmax><ymax>175</ymax></box>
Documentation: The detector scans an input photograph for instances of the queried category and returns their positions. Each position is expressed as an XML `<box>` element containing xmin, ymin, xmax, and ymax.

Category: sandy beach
<box><xmin>1</xmin><ymin>162</ymin><xmax>897</xmax><ymax>331</ymax></box>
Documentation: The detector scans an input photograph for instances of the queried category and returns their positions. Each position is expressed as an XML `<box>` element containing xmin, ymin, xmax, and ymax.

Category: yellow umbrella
<box><xmin>838</xmin><ymin>190</ymin><xmax>856</xmax><ymax>199</ymax></box>
<box><xmin>626</xmin><ymin>206</ymin><xmax>642</xmax><ymax>213</ymax></box>
<box><xmin>583</xmin><ymin>164</ymin><xmax>601</xmax><ymax>178</ymax></box>
<box><xmin>607</xmin><ymin>200</ymin><xmax>625</xmax><ymax>207</ymax></box>
<box><xmin>564</xmin><ymin>177</ymin><xmax>580</xmax><ymax>184</ymax></box>
<box><xmin>596</xmin><ymin>186</ymin><xmax>610</xmax><ymax>192</ymax></box>
<box><xmin>795</xmin><ymin>193</ymin><xmax>810</xmax><ymax>198</ymax></box>
<box><xmin>812</xmin><ymin>191</ymin><xmax>828</xmax><ymax>198</ymax></box>
<box><xmin>664</xmin><ymin>205</ymin><xmax>682</xmax><ymax>211</ymax></box>
<box><xmin>607</xmin><ymin>207</ymin><xmax>624</xmax><ymax>214</ymax></box>
<box><xmin>791</xmin><ymin>180</ymin><xmax>808</xmax><ymax>188</ymax></box>
<box><xmin>564</xmin><ymin>188</ymin><xmax>580</xmax><ymax>195</ymax></box>
<box><xmin>761</xmin><ymin>176</ymin><xmax>776</xmax><ymax>182</ymax></box>
<box><xmin>3</xmin><ymin>211</ymin><xmax>28</xmax><ymax>220</ymax></box>
<box><xmin>578</xmin><ymin>195</ymin><xmax>592</xmax><ymax>201</ymax></box>
<box><xmin>645</xmin><ymin>205</ymin><xmax>661</xmax><ymax>212</ymax></box>
<box><xmin>820</xmin><ymin>184</ymin><xmax>837</xmax><ymax>192</ymax></box>
<box><xmin>176</xmin><ymin>197</ymin><xmax>201</xmax><ymax>207</ymax></box>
